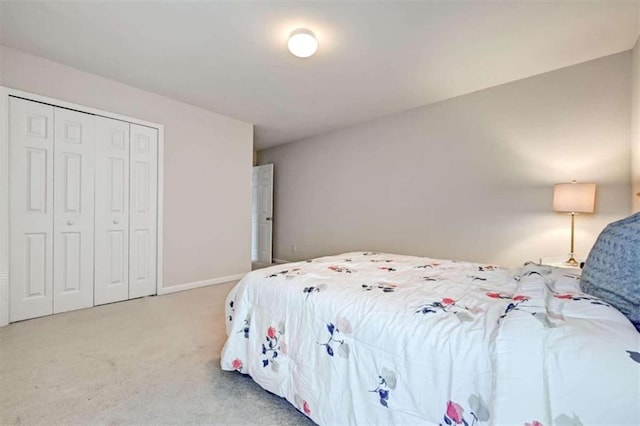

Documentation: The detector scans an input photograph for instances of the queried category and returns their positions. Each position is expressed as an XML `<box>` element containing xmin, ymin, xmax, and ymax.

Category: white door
<box><xmin>95</xmin><ymin>117</ymin><xmax>130</xmax><ymax>305</ymax></box>
<box><xmin>252</xmin><ymin>164</ymin><xmax>273</xmax><ymax>264</ymax></box>
<box><xmin>9</xmin><ymin>98</ymin><xmax>55</xmax><ymax>322</ymax></box>
<box><xmin>129</xmin><ymin>124</ymin><xmax>158</xmax><ymax>299</ymax></box>
<box><xmin>53</xmin><ymin>108</ymin><xmax>95</xmax><ymax>314</ymax></box>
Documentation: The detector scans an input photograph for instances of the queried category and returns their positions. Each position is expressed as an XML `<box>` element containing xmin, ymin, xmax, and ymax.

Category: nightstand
<box><xmin>538</xmin><ymin>256</ymin><xmax>583</xmax><ymax>271</ymax></box>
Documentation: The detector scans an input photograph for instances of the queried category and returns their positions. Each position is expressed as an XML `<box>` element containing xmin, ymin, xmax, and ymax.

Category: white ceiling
<box><xmin>1</xmin><ymin>1</ymin><xmax>639</xmax><ymax>150</ymax></box>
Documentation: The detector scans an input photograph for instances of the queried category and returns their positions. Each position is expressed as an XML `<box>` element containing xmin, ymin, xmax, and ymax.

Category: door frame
<box><xmin>0</xmin><ymin>86</ymin><xmax>165</xmax><ymax>326</ymax></box>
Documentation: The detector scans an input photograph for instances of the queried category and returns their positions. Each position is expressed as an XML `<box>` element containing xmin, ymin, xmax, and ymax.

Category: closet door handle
<box><xmin>113</xmin><ymin>219</ymin><xmax>120</xmax><ymax>224</ymax></box>
<box><xmin>67</xmin><ymin>221</ymin><xmax>74</xmax><ymax>226</ymax></box>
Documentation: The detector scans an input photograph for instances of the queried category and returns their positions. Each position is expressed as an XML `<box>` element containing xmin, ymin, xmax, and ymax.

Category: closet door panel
<box><xmin>53</xmin><ymin>108</ymin><xmax>95</xmax><ymax>314</ymax></box>
<box><xmin>129</xmin><ymin>124</ymin><xmax>158</xmax><ymax>299</ymax></box>
<box><xmin>95</xmin><ymin>117</ymin><xmax>130</xmax><ymax>305</ymax></box>
<box><xmin>9</xmin><ymin>98</ymin><xmax>54</xmax><ymax>322</ymax></box>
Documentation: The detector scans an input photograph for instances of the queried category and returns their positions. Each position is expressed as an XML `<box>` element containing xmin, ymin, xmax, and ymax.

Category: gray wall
<box><xmin>260</xmin><ymin>52</ymin><xmax>632</xmax><ymax>266</ymax></box>
<box><xmin>2</xmin><ymin>46</ymin><xmax>254</xmax><ymax>289</ymax></box>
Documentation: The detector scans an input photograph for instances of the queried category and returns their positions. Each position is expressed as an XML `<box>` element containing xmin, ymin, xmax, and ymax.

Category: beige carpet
<box><xmin>0</xmin><ymin>282</ymin><xmax>313</xmax><ymax>425</ymax></box>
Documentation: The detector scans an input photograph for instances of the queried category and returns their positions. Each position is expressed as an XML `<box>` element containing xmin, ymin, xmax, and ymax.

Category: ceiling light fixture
<box><xmin>287</xmin><ymin>28</ymin><xmax>318</xmax><ymax>58</ymax></box>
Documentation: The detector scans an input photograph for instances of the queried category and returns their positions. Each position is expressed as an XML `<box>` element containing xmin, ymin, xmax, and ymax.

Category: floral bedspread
<box><xmin>220</xmin><ymin>252</ymin><xmax>640</xmax><ymax>425</ymax></box>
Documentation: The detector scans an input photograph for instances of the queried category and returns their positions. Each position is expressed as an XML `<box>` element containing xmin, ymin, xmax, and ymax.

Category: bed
<box><xmin>220</xmin><ymin>251</ymin><xmax>640</xmax><ymax>425</ymax></box>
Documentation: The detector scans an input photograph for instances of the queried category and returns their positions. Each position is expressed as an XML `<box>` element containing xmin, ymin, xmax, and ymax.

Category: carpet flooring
<box><xmin>0</xmin><ymin>282</ymin><xmax>314</xmax><ymax>425</ymax></box>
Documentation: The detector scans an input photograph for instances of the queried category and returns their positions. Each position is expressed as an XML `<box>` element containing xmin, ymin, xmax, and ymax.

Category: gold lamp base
<box><xmin>564</xmin><ymin>213</ymin><xmax>579</xmax><ymax>266</ymax></box>
<box><xmin>564</xmin><ymin>256</ymin><xmax>579</xmax><ymax>267</ymax></box>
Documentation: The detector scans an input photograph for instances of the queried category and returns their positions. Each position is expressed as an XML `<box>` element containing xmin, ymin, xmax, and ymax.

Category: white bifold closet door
<box><xmin>94</xmin><ymin>117</ymin><xmax>130</xmax><ymax>305</ymax></box>
<box><xmin>129</xmin><ymin>124</ymin><xmax>158</xmax><ymax>299</ymax></box>
<box><xmin>9</xmin><ymin>97</ymin><xmax>159</xmax><ymax>322</ymax></box>
<box><xmin>9</xmin><ymin>99</ymin><xmax>96</xmax><ymax>320</ymax></box>
<box><xmin>9</xmin><ymin>96</ymin><xmax>159</xmax><ymax>322</ymax></box>
<box><xmin>94</xmin><ymin>121</ymin><xmax>158</xmax><ymax>303</ymax></box>
<box><xmin>9</xmin><ymin>98</ymin><xmax>55</xmax><ymax>321</ymax></box>
<box><xmin>52</xmin><ymin>108</ymin><xmax>96</xmax><ymax>314</ymax></box>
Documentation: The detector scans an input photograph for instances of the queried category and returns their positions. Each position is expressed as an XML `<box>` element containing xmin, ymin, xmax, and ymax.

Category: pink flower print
<box><xmin>487</xmin><ymin>292</ymin><xmax>512</xmax><ymax>300</ymax></box>
<box><xmin>415</xmin><ymin>298</ymin><xmax>465</xmax><ymax>315</ymax></box>
<box><xmin>554</xmin><ymin>294</ymin><xmax>573</xmax><ymax>299</ymax></box>
<box><xmin>267</xmin><ymin>326</ymin><xmax>276</xmax><ymax>339</ymax></box>
<box><xmin>231</xmin><ymin>358</ymin><xmax>242</xmax><ymax>370</ymax></box>
<box><xmin>336</xmin><ymin>316</ymin><xmax>352</xmax><ymax>334</ymax></box>
<box><xmin>328</xmin><ymin>265</ymin><xmax>352</xmax><ymax>273</ymax></box>
<box><xmin>479</xmin><ymin>265</ymin><xmax>497</xmax><ymax>271</ymax></box>
<box><xmin>446</xmin><ymin>401</ymin><xmax>465</xmax><ymax>424</ymax></box>
<box><xmin>500</xmin><ymin>294</ymin><xmax>533</xmax><ymax>320</ymax></box>
<box><xmin>294</xmin><ymin>394</ymin><xmax>311</xmax><ymax>416</ymax></box>
<box><xmin>261</xmin><ymin>325</ymin><xmax>283</xmax><ymax>370</ymax></box>
<box><xmin>525</xmin><ymin>421</ymin><xmax>544</xmax><ymax>426</ymax></box>
<box><xmin>467</xmin><ymin>306</ymin><xmax>485</xmax><ymax>315</ymax></box>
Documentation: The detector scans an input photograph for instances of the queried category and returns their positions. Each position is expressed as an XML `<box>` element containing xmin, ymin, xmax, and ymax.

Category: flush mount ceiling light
<box><xmin>287</xmin><ymin>28</ymin><xmax>318</xmax><ymax>58</ymax></box>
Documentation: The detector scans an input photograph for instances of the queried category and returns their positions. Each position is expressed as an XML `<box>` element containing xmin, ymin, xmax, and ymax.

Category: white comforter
<box><xmin>220</xmin><ymin>252</ymin><xmax>640</xmax><ymax>425</ymax></box>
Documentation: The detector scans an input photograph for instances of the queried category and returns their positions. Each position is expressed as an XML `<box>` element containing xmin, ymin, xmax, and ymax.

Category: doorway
<box><xmin>252</xmin><ymin>164</ymin><xmax>273</xmax><ymax>268</ymax></box>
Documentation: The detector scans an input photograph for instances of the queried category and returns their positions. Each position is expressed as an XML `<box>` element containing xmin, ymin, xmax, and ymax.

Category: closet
<box><xmin>7</xmin><ymin>96</ymin><xmax>160</xmax><ymax>322</ymax></box>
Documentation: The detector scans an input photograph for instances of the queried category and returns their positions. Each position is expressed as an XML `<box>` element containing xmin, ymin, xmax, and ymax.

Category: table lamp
<box><xmin>553</xmin><ymin>180</ymin><xmax>596</xmax><ymax>266</ymax></box>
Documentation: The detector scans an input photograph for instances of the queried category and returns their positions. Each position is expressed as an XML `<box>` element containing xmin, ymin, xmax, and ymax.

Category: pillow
<box><xmin>580</xmin><ymin>212</ymin><xmax>640</xmax><ymax>331</ymax></box>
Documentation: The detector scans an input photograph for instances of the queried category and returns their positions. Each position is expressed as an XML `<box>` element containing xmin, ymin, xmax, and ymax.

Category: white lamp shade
<box><xmin>287</xmin><ymin>29</ymin><xmax>318</xmax><ymax>58</ymax></box>
<box><xmin>553</xmin><ymin>182</ymin><xmax>596</xmax><ymax>213</ymax></box>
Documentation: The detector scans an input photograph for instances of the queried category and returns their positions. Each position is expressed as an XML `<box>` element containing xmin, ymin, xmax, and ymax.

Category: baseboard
<box><xmin>157</xmin><ymin>272</ymin><xmax>247</xmax><ymax>296</ymax></box>
<box><xmin>0</xmin><ymin>264</ymin><xmax>8</xmax><ymax>327</ymax></box>
<box><xmin>273</xmin><ymin>258</ymin><xmax>291</xmax><ymax>264</ymax></box>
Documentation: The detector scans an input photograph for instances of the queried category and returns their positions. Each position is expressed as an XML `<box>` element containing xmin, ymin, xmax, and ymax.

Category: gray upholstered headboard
<box><xmin>580</xmin><ymin>212</ymin><xmax>640</xmax><ymax>331</ymax></box>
